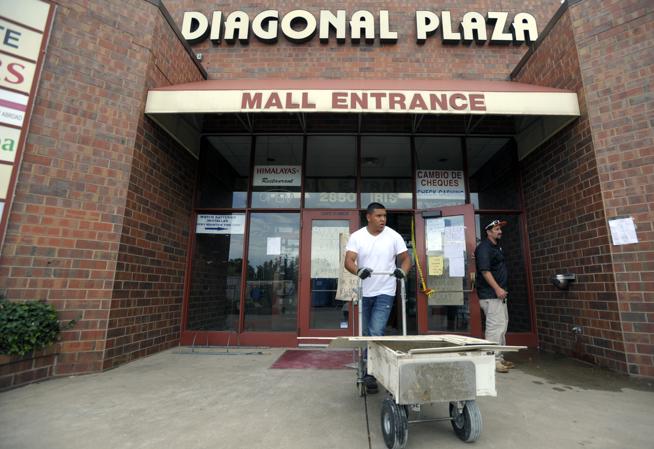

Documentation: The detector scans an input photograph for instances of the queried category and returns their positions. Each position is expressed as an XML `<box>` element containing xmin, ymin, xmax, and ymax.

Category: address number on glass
<box><xmin>318</xmin><ymin>192</ymin><xmax>357</xmax><ymax>203</ymax></box>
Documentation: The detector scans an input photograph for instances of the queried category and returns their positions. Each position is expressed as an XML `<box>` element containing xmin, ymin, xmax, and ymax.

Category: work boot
<box><xmin>363</xmin><ymin>375</ymin><xmax>379</xmax><ymax>394</ymax></box>
<box><xmin>501</xmin><ymin>360</ymin><xmax>515</xmax><ymax>369</ymax></box>
<box><xmin>496</xmin><ymin>361</ymin><xmax>509</xmax><ymax>373</ymax></box>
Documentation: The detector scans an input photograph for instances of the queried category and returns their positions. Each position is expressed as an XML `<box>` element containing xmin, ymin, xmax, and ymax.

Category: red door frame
<box><xmin>414</xmin><ymin>204</ymin><xmax>483</xmax><ymax>338</ymax></box>
<box><xmin>298</xmin><ymin>210</ymin><xmax>360</xmax><ymax>339</ymax></box>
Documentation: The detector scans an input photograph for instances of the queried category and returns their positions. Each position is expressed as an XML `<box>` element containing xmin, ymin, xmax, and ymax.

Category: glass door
<box><xmin>414</xmin><ymin>204</ymin><xmax>482</xmax><ymax>337</ymax></box>
<box><xmin>299</xmin><ymin>210</ymin><xmax>360</xmax><ymax>338</ymax></box>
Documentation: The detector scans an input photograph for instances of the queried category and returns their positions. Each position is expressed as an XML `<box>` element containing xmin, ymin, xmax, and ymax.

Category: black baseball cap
<box><xmin>485</xmin><ymin>219</ymin><xmax>507</xmax><ymax>231</ymax></box>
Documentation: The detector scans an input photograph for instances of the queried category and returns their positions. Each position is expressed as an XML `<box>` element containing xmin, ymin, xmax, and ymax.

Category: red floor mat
<box><xmin>270</xmin><ymin>349</ymin><xmax>356</xmax><ymax>369</ymax></box>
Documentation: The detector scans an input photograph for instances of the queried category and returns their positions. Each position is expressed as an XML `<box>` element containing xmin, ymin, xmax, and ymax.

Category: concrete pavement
<box><xmin>0</xmin><ymin>347</ymin><xmax>652</xmax><ymax>449</ymax></box>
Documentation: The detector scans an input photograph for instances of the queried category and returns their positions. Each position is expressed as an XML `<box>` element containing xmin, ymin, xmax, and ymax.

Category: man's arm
<box><xmin>397</xmin><ymin>251</ymin><xmax>411</xmax><ymax>274</ymax></box>
<box><xmin>344</xmin><ymin>250</ymin><xmax>359</xmax><ymax>276</ymax></box>
<box><xmin>481</xmin><ymin>271</ymin><xmax>507</xmax><ymax>300</ymax></box>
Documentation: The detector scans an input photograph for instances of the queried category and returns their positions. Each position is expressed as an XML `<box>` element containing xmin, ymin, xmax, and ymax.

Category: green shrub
<box><xmin>0</xmin><ymin>299</ymin><xmax>76</xmax><ymax>357</ymax></box>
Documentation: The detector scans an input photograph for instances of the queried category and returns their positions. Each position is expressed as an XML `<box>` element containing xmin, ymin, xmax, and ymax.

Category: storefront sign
<box><xmin>241</xmin><ymin>90</ymin><xmax>486</xmax><ymax>113</ymax></box>
<box><xmin>416</xmin><ymin>169</ymin><xmax>465</xmax><ymax>201</ymax></box>
<box><xmin>253</xmin><ymin>165</ymin><xmax>301</xmax><ymax>187</ymax></box>
<box><xmin>147</xmin><ymin>84</ymin><xmax>581</xmax><ymax>117</ymax></box>
<box><xmin>182</xmin><ymin>9</ymin><xmax>538</xmax><ymax>45</ymax></box>
<box><xmin>0</xmin><ymin>0</ymin><xmax>53</xmax><ymax>250</ymax></box>
<box><xmin>196</xmin><ymin>214</ymin><xmax>245</xmax><ymax>234</ymax></box>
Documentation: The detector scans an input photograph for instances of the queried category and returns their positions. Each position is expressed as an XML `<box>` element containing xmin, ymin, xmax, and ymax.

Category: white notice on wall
<box><xmin>267</xmin><ymin>237</ymin><xmax>282</xmax><ymax>255</ymax></box>
<box><xmin>608</xmin><ymin>217</ymin><xmax>638</xmax><ymax>245</ymax></box>
<box><xmin>196</xmin><ymin>214</ymin><xmax>245</xmax><ymax>234</ymax></box>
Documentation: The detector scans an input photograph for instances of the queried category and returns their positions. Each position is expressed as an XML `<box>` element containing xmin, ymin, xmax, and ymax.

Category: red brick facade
<box><xmin>569</xmin><ymin>0</ymin><xmax>654</xmax><ymax>377</ymax></box>
<box><xmin>164</xmin><ymin>0</ymin><xmax>559</xmax><ymax>81</ymax></box>
<box><xmin>1</xmin><ymin>0</ymin><xmax>652</xmax><ymax>389</ymax></box>
<box><xmin>0</xmin><ymin>0</ymin><xmax>204</xmax><ymax>388</ymax></box>
<box><xmin>515</xmin><ymin>9</ymin><xmax>624</xmax><ymax>371</ymax></box>
<box><xmin>514</xmin><ymin>0</ymin><xmax>653</xmax><ymax>377</ymax></box>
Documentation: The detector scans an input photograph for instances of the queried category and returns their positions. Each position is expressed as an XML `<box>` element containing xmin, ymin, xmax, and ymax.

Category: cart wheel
<box><xmin>449</xmin><ymin>400</ymin><xmax>482</xmax><ymax>443</ymax></box>
<box><xmin>358</xmin><ymin>380</ymin><xmax>366</xmax><ymax>397</ymax></box>
<box><xmin>381</xmin><ymin>398</ymin><xmax>408</xmax><ymax>449</ymax></box>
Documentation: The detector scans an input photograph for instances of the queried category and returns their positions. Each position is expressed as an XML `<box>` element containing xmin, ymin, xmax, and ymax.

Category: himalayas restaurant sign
<box><xmin>182</xmin><ymin>9</ymin><xmax>538</xmax><ymax>45</ymax></box>
<box><xmin>0</xmin><ymin>0</ymin><xmax>54</xmax><ymax>248</ymax></box>
<box><xmin>253</xmin><ymin>165</ymin><xmax>301</xmax><ymax>187</ymax></box>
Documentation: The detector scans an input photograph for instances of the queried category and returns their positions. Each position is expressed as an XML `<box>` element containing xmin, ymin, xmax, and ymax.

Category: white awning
<box><xmin>144</xmin><ymin>79</ymin><xmax>580</xmax><ymax>159</ymax></box>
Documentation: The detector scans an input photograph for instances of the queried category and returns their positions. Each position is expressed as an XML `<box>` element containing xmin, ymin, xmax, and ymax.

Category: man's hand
<box><xmin>495</xmin><ymin>287</ymin><xmax>508</xmax><ymax>300</ymax></box>
<box><xmin>357</xmin><ymin>267</ymin><xmax>373</xmax><ymax>279</ymax></box>
<box><xmin>392</xmin><ymin>268</ymin><xmax>406</xmax><ymax>280</ymax></box>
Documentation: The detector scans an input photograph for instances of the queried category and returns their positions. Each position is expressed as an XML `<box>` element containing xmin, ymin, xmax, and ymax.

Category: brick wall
<box><xmin>0</xmin><ymin>0</ymin><xmax>204</xmax><ymax>383</ymax></box>
<box><xmin>102</xmin><ymin>1</ymin><xmax>203</xmax><ymax>370</ymax></box>
<box><xmin>164</xmin><ymin>0</ymin><xmax>560</xmax><ymax>81</ymax></box>
<box><xmin>514</xmin><ymin>8</ymin><xmax>626</xmax><ymax>372</ymax></box>
<box><xmin>568</xmin><ymin>0</ymin><xmax>654</xmax><ymax>377</ymax></box>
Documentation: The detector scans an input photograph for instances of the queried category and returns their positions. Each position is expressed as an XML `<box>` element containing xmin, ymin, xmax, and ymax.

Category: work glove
<box><xmin>357</xmin><ymin>267</ymin><xmax>373</xmax><ymax>279</ymax></box>
<box><xmin>392</xmin><ymin>268</ymin><xmax>406</xmax><ymax>280</ymax></box>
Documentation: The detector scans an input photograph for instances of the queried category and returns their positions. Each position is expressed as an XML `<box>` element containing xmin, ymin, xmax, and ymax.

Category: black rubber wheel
<box><xmin>381</xmin><ymin>398</ymin><xmax>408</xmax><ymax>449</ymax></box>
<box><xmin>449</xmin><ymin>400</ymin><xmax>482</xmax><ymax>442</ymax></box>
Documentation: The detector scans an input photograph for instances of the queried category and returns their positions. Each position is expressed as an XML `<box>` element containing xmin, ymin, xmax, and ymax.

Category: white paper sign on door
<box><xmin>266</xmin><ymin>237</ymin><xmax>281</xmax><ymax>255</ymax></box>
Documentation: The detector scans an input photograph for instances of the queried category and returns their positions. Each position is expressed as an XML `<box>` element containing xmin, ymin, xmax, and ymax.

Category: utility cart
<box><xmin>330</xmin><ymin>274</ymin><xmax>524</xmax><ymax>448</ymax></box>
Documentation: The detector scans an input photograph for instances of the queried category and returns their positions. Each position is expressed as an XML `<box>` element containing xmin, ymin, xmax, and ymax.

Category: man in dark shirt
<box><xmin>475</xmin><ymin>219</ymin><xmax>515</xmax><ymax>373</ymax></box>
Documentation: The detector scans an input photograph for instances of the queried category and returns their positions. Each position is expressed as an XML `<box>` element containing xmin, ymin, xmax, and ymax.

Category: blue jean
<box><xmin>362</xmin><ymin>294</ymin><xmax>394</xmax><ymax>337</ymax></box>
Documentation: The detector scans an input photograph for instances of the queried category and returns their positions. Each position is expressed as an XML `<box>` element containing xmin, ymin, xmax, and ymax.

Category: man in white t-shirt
<box><xmin>344</xmin><ymin>202</ymin><xmax>411</xmax><ymax>393</ymax></box>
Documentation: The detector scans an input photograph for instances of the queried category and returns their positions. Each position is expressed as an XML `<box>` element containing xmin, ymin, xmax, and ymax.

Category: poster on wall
<box><xmin>196</xmin><ymin>214</ymin><xmax>245</xmax><ymax>234</ymax></box>
<box><xmin>416</xmin><ymin>169</ymin><xmax>465</xmax><ymax>202</ymax></box>
<box><xmin>608</xmin><ymin>217</ymin><xmax>638</xmax><ymax>245</ymax></box>
<box><xmin>0</xmin><ymin>0</ymin><xmax>54</xmax><ymax>251</ymax></box>
<box><xmin>252</xmin><ymin>165</ymin><xmax>301</xmax><ymax>187</ymax></box>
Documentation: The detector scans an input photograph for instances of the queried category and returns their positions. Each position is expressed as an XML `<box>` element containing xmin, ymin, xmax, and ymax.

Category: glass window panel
<box><xmin>196</xmin><ymin>136</ymin><xmax>251</xmax><ymax>208</ymax></box>
<box><xmin>305</xmin><ymin>136</ymin><xmax>356</xmax><ymax>208</ymax></box>
<box><xmin>360</xmin><ymin>136</ymin><xmax>412</xmax><ymax>209</ymax></box>
<box><xmin>415</xmin><ymin>137</ymin><xmax>465</xmax><ymax>209</ymax></box>
<box><xmin>476</xmin><ymin>214</ymin><xmax>531</xmax><ymax>332</ymax></box>
<box><xmin>467</xmin><ymin>138</ymin><xmax>521</xmax><ymax>211</ymax></box>
<box><xmin>186</xmin><ymin>213</ymin><xmax>245</xmax><ymax>331</ymax></box>
<box><xmin>309</xmin><ymin>220</ymin><xmax>350</xmax><ymax>329</ymax></box>
<box><xmin>244</xmin><ymin>213</ymin><xmax>299</xmax><ymax>332</ymax></box>
<box><xmin>425</xmin><ymin>215</ymin><xmax>471</xmax><ymax>332</ymax></box>
<box><xmin>251</xmin><ymin>136</ymin><xmax>302</xmax><ymax>208</ymax></box>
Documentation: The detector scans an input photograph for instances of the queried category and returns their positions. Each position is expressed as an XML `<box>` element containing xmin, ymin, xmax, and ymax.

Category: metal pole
<box><xmin>358</xmin><ymin>278</ymin><xmax>363</xmax><ymax>338</ymax></box>
<box><xmin>401</xmin><ymin>278</ymin><xmax>407</xmax><ymax>336</ymax></box>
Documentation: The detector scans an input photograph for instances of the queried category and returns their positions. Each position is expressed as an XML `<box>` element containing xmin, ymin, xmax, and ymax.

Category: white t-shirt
<box><xmin>346</xmin><ymin>226</ymin><xmax>408</xmax><ymax>297</ymax></box>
